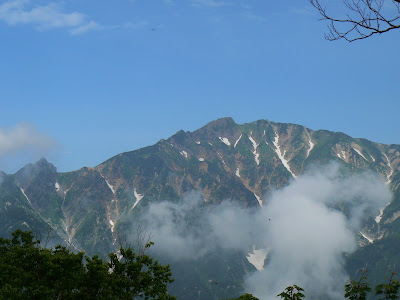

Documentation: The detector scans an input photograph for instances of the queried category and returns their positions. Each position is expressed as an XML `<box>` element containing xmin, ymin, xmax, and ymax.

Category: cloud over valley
<box><xmin>135</xmin><ymin>164</ymin><xmax>391</xmax><ymax>299</ymax></box>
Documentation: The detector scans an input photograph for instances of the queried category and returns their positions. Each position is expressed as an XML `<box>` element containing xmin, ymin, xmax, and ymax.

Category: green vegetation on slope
<box><xmin>0</xmin><ymin>230</ymin><xmax>176</xmax><ymax>300</ymax></box>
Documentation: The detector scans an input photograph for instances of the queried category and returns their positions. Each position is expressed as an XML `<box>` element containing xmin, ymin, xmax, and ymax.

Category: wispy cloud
<box><xmin>70</xmin><ymin>20</ymin><xmax>99</xmax><ymax>35</ymax></box>
<box><xmin>243</xmin><ymin>11</ymin><xmax>268</xmax><ymax>23</ymax></box>
<box><xmin>0</xmin><ymin>123</ymin><xmax>57</xmax><ymax>158</ymax></box>
<box><xmin>0</xmin><ymin>0</ymin><xmax>98</xmax><ymax>35</ymax></box>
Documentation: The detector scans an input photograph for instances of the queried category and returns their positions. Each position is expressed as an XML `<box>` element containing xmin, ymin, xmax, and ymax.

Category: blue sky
<box><xmin>0</xmin><ymin>0</ymin><xmax>399</xmax><ymax>173</ymax></box>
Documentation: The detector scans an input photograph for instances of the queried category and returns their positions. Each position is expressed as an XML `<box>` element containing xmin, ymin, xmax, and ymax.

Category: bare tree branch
<box><xmin>310</xmin><ymin>0</ymin><xmax>400</xmax><ymax>41</ymax></box>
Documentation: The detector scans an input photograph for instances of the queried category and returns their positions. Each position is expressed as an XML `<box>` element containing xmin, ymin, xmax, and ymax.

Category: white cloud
<box><xmin>243</xmin><ymin>11</ymin><xmax>268</xmax><ymax>23</ymax></box>
<box><xmin>70</xmin><ymin>20</ymin><xmax>99</xmax><ymax>35</ymax></box>
<box><xmin>136</xmin><ymin>163</ymin><xmax>391</xmax><ymax>299</ymax></box>
<box><xmin>0</xmin><ymin>0</ymin><xmax>98</xmax><ymax>34</ymax></box>
<box><xmin>245</xmin><ymin>165</ymin><xmax>391</xmax><ymax>299</ymax></box>
<box><xmin>0</xmin><ymin>123</ymin><xmax>56</xmax><ymax>158</ymax></box>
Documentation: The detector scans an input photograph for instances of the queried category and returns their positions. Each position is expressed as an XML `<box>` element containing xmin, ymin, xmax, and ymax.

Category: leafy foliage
<box><xmin>228</xmin><ymin>293</ymin><xmax>260</xmax><ymax>300</ymax></box>
<box><xmin>272</xmin><ymin>271</ymin><xmax>400</xmax><ymax>300</ymax></box>
<box><xmin>375</xmin><ymin>272</ymin><xmax>400</xmax><ymax>300</ymax></box>
<box><xmin>277</xmin><ymin>285</ymin><xmax>305</xmax><ymax>300</ymax></box>
<box><xmin>345</xmin><ymin>269</ymin><xmax>372</xmax><ymax>300</ymax></box>
<box><xmin>0</xmin><ymin>229</ymin><xmax>175</xmax><ymax>299</ymax></box>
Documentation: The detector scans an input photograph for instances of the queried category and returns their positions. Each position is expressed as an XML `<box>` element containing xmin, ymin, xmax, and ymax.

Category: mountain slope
<box><xmin>1</xmin><ymin>117</ymin><xmax>399</xmax><ymax>299</ymax></box>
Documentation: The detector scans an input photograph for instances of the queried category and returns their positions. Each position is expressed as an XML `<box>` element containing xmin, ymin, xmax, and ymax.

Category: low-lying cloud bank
<box><xmin>137</xmin><ymin>163</ymin><xmax>391</xmax><ymax>299</ymax></box>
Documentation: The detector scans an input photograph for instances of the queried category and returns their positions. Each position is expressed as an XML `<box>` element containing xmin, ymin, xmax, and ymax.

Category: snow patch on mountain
<box><xmin>375</xmin><ymin>208</ymin><xmax>385</xmax><ymax>224</ymax></box>
<box><xmin>254</xmin><ymin>192</ymin><xmax>262</xmax><ymax>207</ymax></box>
<box><xmin>100</xmin><ymin>173</ymin><xmax>115</xmax><ymax>194</ymax></box>
<box><xmin>360</xmin><ymin>231</ymin><xmax>374</xmax><ymax>243</ymax></box>
<box><xmin>234</xmin><ymin>134</ymin><xmax>242</xmax><ymax>148</ymax></box>
<box><xmin>307</xmin><ymin>139</ymin><xmax>314</xmax><ymax>158</ymax></box>
<box><xmin>216</xmin><ymin>152</ymin><xmax>226</xmax><ymax>165</ymax></box>
<box><xmin>20</xmin><ymin>188</ymin><xmax>33</xmax><ymax>207</ymax></box>
<box><xmin>374</xmin><ymin>154</ymin><xmax>395</xmax><ymax>223</ymax></box>
<box><xmin>273</xmin><ymin>132</ymin><xmax>297</xmax><ymax>179</ymax></box>
<box><xmin>55</xmin><ymin>182</ymin><xmax>60</xmax><ymax>192</ymax></box>
<box><xmin>130</xmin><ymin>189</ymin><xmax>144</xmax><ymax>212</ymax></box>
<box><xmin>109</xmin><ymin>219</ymin><xmax>115</xmax><ymax>233</ymax></box>
<box><xmin>336</xmin><ymin>149</ymin><xmax>349</xmax><ymax>161</ymax></box>
<box><xmin>353</xmin><ymin>148</ymin><xmax>367</xmax><ymax>161</ymax></box>
<box><xmin>383</xmin><ymin>153</ymin><xmax>393</xmax><ymax>185</ymax></box>
<box><xmin>248</xmin><ymin>135</ymin><xmax>260</xmax><ymax>165</ymax></box>
<box><xmin>199</xmin><ymin>158</ymin><xmax>205</xmax><ymax>162</ymax></box>
<box><xmin>218</xmin><ymin>137</ymin><xmax>231</xmax><ymax>146</ymax></box>
<box><xmin>375</xmin><ymin>199</ymin><xmax>392</xmax><ymax>224</ymax></box>
<box><xmin>195</xmin><ymin>141</ymin><xmax>201</xmax><ymax>145</ymax></box>
<box><xmin>236</xmin><ymin>168</ymin><xmax>240</xmax><ymax>177</ymax></box>
<box><xmin>246</xmin><ymin>246</ymin><xmax>268</xmax><ymax>271</ymax></box>
<box><xmin>134</xmin><ymin>189</ymin><xmax>144</xmax><ymax>201</ymax></box>
<box><xmin>180</xmin><ymin>151</ymin><xmax>188</xmax><ymax>158</ymax></box>
<box><xmin>107</xmin><ymin>211</ymin><xmax>117</xmax><ymax>244</ymax></box>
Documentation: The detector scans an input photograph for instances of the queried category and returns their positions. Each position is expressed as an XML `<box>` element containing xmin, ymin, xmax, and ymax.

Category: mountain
<box><xmin>1</xmin><ymin>117</ymin><xmax>399</xmax><ymax>299</ymax></box>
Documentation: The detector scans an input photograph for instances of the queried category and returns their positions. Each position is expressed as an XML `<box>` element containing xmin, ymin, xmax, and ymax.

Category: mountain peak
<box><xmin>29</xmin><ymin>157</ymin><xmax>56</xmax><ymax>173</ymax></box>
<box><xmin>204</xmin><ymin>117</ymin><xmax>236</xmax><ymax>130</ymax></box>
<box><xmin>35</xmin><ymin>157</ymin><xmax>51</xmax><ymax>166</ymax></box>
<box><xmin>15</xmin><ymin>157</ymin><xmax>57</xmax><ymax>187</ymax></box>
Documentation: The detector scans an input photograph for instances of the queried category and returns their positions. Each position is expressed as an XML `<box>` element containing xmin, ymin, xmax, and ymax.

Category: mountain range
<box><xmin>1</xmin><ymin>117</ymin><xmax>399</xmax><ymax>299</ymax></box>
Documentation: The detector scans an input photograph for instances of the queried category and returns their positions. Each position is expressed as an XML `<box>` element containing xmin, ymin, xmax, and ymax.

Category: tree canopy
<box><xmin>3</xmin><ymin>230</ymin><xmax>400</xmax><ymax>300</ymax></box>
<box><xmin>0</xmin><ymin>229</ymin><xmax>176</xmax><ymax>299</ymax></box>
